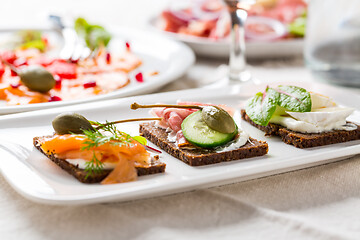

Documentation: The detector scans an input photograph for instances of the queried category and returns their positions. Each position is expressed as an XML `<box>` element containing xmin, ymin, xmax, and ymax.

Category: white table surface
<box><xmin>1</xmin><ymin>1</ymin><xmax>360</xmax><ymax>239</ymax></box>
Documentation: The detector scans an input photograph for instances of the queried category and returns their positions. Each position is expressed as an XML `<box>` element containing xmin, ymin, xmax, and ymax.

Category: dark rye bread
<box><xmin>241</xmin><ymin>109</ymin><xmax>360</xmax><ymax>148</ymax></box>
<box><xmin>33</xmin><ymin>136</ymin><xmax>166</xmax><ymax>183</ymax></box>
<box><xmin>139</xmin><ymin>122</ymin><xmax>268</xmax><ymax>166</ymax></box>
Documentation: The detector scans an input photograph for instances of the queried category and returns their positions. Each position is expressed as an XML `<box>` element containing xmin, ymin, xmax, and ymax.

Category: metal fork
<box><xmin>49</xmin><ymin>15</ymin><xmax>91</xmax><ymax>61</ymax></box>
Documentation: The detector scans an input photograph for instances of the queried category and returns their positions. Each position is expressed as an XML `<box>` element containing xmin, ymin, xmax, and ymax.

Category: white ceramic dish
<box><xmin>0</xmin><ymin>81</ymin><xmax>359</xmax><ymax>205</ymax></box>
<box><xmin>148</xmin><ymin>17</ymin><xmax>304</xmax><ymax>58</ymax></box>
<box><xmin>0</xmin><ymin>26</ymin><xmax>195</xmax><ymax>114</ymax></box>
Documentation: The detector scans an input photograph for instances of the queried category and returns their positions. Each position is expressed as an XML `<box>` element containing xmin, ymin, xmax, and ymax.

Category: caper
<box><xmin>19</xmin><ymin>65</ymin><xmax>55</xmax><ymax>93</ymax></box>
<box><xmin>52</xmin><ymin>112</ymin><xmax>94</xmax><ymax>135</ymax></box>
<box><xmin>201</xmin><ymin>106</ymin><xmax>236</xmax><ymax>134</ymax></box>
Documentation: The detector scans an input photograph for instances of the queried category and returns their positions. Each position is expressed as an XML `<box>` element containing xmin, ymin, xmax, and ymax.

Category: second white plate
<box><xmin>148</xmin><ymin>17</ymin><xmax>304</xmax><ymax>59</ymax></box>
<box><xmin>0</xmin><ymin>26</ymin><xmax>195</xmax><ymax>114</ymax></box>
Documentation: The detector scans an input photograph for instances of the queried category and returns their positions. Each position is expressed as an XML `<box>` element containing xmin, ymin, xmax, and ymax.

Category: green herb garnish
<box><xmin>80</xmin><ymin>122</ymin><xmax>137</xmax><ymax>179</ymax></box>
<box><xmin>17</xmin><ymin>30</ymin><xmax>46</xmax><ymax>52</ymax></box>
<box><xmin>245</xmin><ymin>87</ymin><xmax>279</xmax><ymax>126</ymax></box>
<box><xmin>276</xmin><ymin>85</ymin><xmax>311</xmax><ymax>112</ymax></box>
<box><xmin>83</xmin><ymin>152</ymin><xmax>104</xmax><ymax>177</ymax></box>
<box><xmin>245</xmin><ymin>85</ymin><xmax>312</xmax><ymax>126</ymax></box>
<box><xmin>132</xmin><ymin>136</ymin><xmax>147</xmax><ymax>145</ymax></box>
<box><xmin>74</xmin><ymin>17</ymin><xmax>111</xmax><ymax>51</ymax></box>
<box><xmin>288</xmin><ymin>11</ymin><xmax>307</xmax><ymax>37</ymax></box>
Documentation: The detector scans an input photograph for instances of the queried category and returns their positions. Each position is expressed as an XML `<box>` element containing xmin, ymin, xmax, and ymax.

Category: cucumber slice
<box><xmin>181</xmin><ymin>111</ymin><xmax>237</xmax><ymax>148</ymax></box>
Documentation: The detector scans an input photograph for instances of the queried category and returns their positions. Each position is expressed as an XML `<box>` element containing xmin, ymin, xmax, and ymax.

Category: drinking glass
<box><xmin>305</xmin><ymin>0</ymin><xmax>360</xmax><ymax>87</ymax></box>
<box><xmin>224</xmin><ymin>0</ymin><xmax>254</xmax><ymax>83</ymax></box>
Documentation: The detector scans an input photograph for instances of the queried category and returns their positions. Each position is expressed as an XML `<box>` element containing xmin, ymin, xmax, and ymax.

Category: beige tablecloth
<box><xmin>2</xmin><ymin>156</ymin><xmax>360</xmax><ymax>240</ymax></box>
<box><xmin>1</xmin><ymin>1</ymin><xmax>360</xmax><ymax>239</ymax></box>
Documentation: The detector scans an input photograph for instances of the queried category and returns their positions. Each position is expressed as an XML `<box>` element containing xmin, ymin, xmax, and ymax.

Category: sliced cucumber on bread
<box><xmin>181</xmin><ymin>111</ymin><xmax>238</xmax><ymax>148</ymax></box>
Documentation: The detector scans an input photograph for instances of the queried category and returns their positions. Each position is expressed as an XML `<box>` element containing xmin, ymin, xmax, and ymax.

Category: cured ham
<box><xmin>159</xmin><ymin>0</ymin><xmax>307</xmax><ymax>40</ymax></box>
<box><xmin>150</xmin><ymin>101</ymin><xmax>235</xmax><ymax>146</ymax></box>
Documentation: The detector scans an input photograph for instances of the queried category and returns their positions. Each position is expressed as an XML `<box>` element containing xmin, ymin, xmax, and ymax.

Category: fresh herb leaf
<box><xmin>74</xmin><ymin>17</ymin><xmax>111</xmax><ymax>51</ymax></box>
<box><xmin>84</xmin><ymin>152</ymin><xmax>104</xmax><ymax>179</ymax></box>
<box><xmin>288</xmin><ymin>11</ymin><xmax>307</xmax><ymax>37</ymax></box>
<box><xmin>132</xmin><ymin>136</ymin><xmax>147</xmax><ymax>145</ymax></box>
<box><xmin>80</xmin><ymin>122</ymin><xmax>134</xmax><ymax>178</ymax></box>
<box><xmin>245</xmin><ymin>87</ymin><xmax>279</xmax><ymax>126</ymax></box>
<box><xmin>17</xmin><ymin>30</ymin><xmax>46</xmax><ymax>52</ymax></box>
<box><xmin>74</xmin><ymin>17</ymin><xmax>89</xmax><ymax>37</ymax></box>
<box><xmin>18</xmin><ymin>30</ymin><xmax>42</xmax><ymax>42</ymax></box>
<box><xmin>275</xmin><ymin>85</ymin><xmax>312</xmax><ymax>112</ymax></box>
<box><xmin>19</xmin><ymin>40</ymin><xmax>46</xmax><ymax>52</ymax></box>
<box><xmin>245</xmin><ymin>85</ymin><xmax>312</xmax><ymax>126</ymax></box>
<box><xmin>81</xmin><ymin>122</ymin><xmax>133</xmax><ymax>150</ymax></box>
<box><xmin>85</xmin><ymin>26</ymin><xmax>111</xmax><ymax>51</ymax></box>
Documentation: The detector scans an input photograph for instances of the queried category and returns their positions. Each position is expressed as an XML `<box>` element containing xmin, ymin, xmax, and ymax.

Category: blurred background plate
<box><xmin>148</xmin><ymin>16</ymin><xmax>304</xmax><ymax>59</ymax></box>
<box><xmin>0</xmin><ymin>26</ymin><xmax>195</xmax><ymax>114</ymax></box>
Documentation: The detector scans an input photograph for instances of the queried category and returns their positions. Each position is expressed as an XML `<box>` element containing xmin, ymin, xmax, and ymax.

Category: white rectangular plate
<box><xmin>0</xmin><ymin>81</ymin><xmax>359</xmax><ymax>205</ymax></box>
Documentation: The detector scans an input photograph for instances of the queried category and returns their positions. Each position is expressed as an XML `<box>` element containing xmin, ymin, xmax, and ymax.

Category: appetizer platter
<box><xmin>0</xmin><ymin>20</ymin><xmax>195</xmax><ymax>114</ymax></box>
<box><xmin>0</xmin><ymin>81</ymin><xmax>360</xmax><ymax>205</ymax></box>
<box><xmin>149</xmin><ymin>0</ymin><xmax>306</xmax><ymax>58</ymax></box>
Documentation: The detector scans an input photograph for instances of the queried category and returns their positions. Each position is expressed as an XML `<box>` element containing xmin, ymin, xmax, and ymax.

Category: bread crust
<box><xmin>33</xmin><ymin>136</ymin><xmax>166</xmax><ymax>183</ymax></box>
<box><xmin>139</xmin><ymin>122</ymin><xmax>268</xmax><ymax>166</ymax></box>
<box><xmin>241</xmin><ymin>109</ymin><xmax>360</xmax><ymax>148</ymax></box>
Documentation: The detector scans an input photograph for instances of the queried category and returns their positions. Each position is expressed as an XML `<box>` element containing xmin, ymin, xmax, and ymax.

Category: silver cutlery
<box><xmin>49</xmin><ymin>15</ymin><xmax>91</xmax><ymax>61</ymax></box>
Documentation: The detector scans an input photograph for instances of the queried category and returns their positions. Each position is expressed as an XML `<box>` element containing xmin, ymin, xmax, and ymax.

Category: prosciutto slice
<box><xmin>150</xmin><ymin>101</ymin><xmax>234</xmax><ymax>133</ymax></box>
<box><xmin>150</xmin><ymin>106</ymin><xmax>197</xmax><ymax>132</ymax></box>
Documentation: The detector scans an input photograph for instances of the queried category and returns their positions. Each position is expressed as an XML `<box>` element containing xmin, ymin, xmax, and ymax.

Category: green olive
<box><xmin>19</xmin><ymin>65</ymin><xmax>55</xmax><ymax>93</ymax></box>
<box><xmin>201</xmin><ymin>106</ymin><xmax>236</xmax><ymax>134</ymax></box>
<box><xmin>52</xmin><ymin>112</ymin><xmax>94</xmax><ymax>135</ymax></box>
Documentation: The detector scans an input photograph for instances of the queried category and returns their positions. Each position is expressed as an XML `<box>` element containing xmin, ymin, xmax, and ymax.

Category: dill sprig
<box><xmin>80</xmin><ymin>121</ymin><xmax>134</xmax><ymax>179</ymax></box>
<box><xmin>84</xmin><ymin>152</ymin><xmax>104</xmax><ymax>177</ymax></box>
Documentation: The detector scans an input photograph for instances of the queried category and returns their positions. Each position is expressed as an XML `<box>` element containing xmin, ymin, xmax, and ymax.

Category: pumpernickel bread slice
<box><xmin>33</xmin><ymin>136</ymin><xmax>166</xmax><ymax>183</ymax></box>
<box><xmin>139</xmin><ymin>122</ymin><xmax>268</xmax><ymax>166</ymax></box>
<box><xmin>241</xmin><ymin>109</ymin><xmax>360</xmax><ymax>148</ymax></box>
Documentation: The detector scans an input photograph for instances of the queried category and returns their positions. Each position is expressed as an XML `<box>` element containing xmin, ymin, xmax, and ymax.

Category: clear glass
<box><xmin>305</xmin><ymin>0</ymin><xmax>360</xmax><ymax>87</ymax></box>
<box><xmin>224</xmin><ymin>0</ymin><xmax>253</xmax><ymax>83</ymax></box>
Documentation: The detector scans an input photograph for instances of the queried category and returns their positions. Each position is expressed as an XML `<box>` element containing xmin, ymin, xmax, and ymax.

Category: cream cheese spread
<box><xmin>216</xmin><ymin>131</ymin><xmax>249</xmax><ymax>152</ymax></box>
<box><xmin>65</xmin><ymin>155</ymin><xmax>157</xmax><ymax>170</ymax></box>
<box><xmin>65</xmin><ymin>159</ymin><xmax>117</xmax><ymax>170</ymax></box>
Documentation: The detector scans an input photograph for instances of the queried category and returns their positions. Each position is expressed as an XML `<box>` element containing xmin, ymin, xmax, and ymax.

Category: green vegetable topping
<box><xmin>276</xmin><ymin>85</ymin><xmax>312</xmax><ymax>112</ymax></box>
<box><xmin>245</xmin><ymin>85</ymin><xmax>312</xmax><ymax>126</ymax></box>
<box><xmin>17</xmin><ymin>30</ymin><xmax>47</xmax><ymax>52</ymax></box>
<box><xmin>74</xmin><ymin>17</ymin><xmax>111</xmax><ymax>51</ymax></box>
<box><xmin>181</xmin><ymin>111</ymin><xmax>238</xmax><ymax>148</ymax></box>
<box><xmin>288</xmin><ymin>11</ymin><xmax>307</xmax><ymax>37</ymax></box>
<box><xmin>131</xmin><ymin>136</ymin><xmax>147</xmax><ymax>145</ymax></box>
<box><xmin>80</xmin><ymin>121</ymin><xmax>138</xmax><ymax>179</ymax></box>
<box><xmin>245</xmin><ymin>87</ymin><xmax>279</xmax><ymax>126</ymax></box>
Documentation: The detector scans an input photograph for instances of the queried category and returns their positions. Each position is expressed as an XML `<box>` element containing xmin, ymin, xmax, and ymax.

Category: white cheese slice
<box><xmin>286</xmin><ymin>107</ymin><xmax>354</xmax><ymax>126</ymax></box>
<box><xmin>310</xmin><ymin>92</ymin><xmax>337</xmax><ymax>109</ymax></box>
